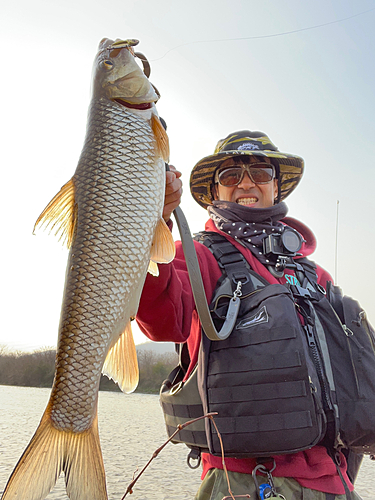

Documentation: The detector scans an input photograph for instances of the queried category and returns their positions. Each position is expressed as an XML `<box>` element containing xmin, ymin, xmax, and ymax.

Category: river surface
<box><xmin>0</xmin><ymin>386</ymin><xmax>373</xmax><ymax>499</ymax></box>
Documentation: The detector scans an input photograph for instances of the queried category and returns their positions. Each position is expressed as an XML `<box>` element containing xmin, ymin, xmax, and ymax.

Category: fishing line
<box><xmin>150</xmin><ymin>6</ymin><xmax>375</xmax><ymax>61</ymax></box>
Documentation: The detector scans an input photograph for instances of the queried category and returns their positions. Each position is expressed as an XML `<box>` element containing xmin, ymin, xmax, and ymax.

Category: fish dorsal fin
<box><xmin>147</xmin><ymin>260</ymin><xmax>159</xmax><ymax>277</ymax></box>
<box><xmin>102</xmin><ymin>322</ymin><xmax>139</xmax><ymax>394</ymax></box>
<box><xmin>150</xmin><ymin>218</ymin><xmax>175</xmax><ymax>264</ymax></box>
<box><xmin>151</xmin><ymin>115</ymin><xmax>170</xmax><ymax>162</ymax></box>
<box><xmin>33</xmin><ymin>178</ymin><xmax>77</xmax><ymax>249</ymax></box>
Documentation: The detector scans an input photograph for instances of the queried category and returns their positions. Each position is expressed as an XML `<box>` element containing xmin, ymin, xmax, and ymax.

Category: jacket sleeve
<box><xmin>136</xmin><ymin>240</ymin><xmax>221</xmax><ymax>343</ymax></box>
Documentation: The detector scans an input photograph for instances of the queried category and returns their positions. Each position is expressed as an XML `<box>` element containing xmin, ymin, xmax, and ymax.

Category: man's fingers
<box><xmin>166</xmin><ymin>168</ymin><xmax>182</xmax><ymax>186</ymax></box>
<box><xmin>167</xmin><ymin>164</ymin><xmax>180</xmax><ymax>174</ymax></box>
<box><xmin>166</xmin><ymin>172</ymin><xmax>182</xmax><ymax>195</ymax></box>
<box><xmin>165</xmin><ymin>185</ymin><xmax>183</xmax><ymax>204</ymax></box>
<box><xmin>163</xmin><ymin>166</ymin><xmax>183</xmax><ymax>222</ymax></box>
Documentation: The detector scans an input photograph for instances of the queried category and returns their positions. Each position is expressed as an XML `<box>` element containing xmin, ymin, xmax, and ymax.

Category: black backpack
<box><xmin>160</xmin><ymin>232</ymin><xmax>375</xmax><ymax>474</ymax></box>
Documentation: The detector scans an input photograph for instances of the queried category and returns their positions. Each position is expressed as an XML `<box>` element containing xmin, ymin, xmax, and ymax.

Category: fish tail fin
<box><xmin>2</xmin><ymin>409</ymin><xmax>63</xmax><ymax>500</ymax></box>
<box><xmin>64</xmin><ymin>413</ymin><xmax>107</xmax><ymax>500</ymax></box>
<box><xmin>2</xmin><ymin>407</ymin><xmax>107</xmax><ymax>500</ymax></box>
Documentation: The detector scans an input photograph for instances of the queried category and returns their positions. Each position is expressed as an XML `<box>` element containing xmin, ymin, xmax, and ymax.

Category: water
<box><xmin>0</xmin><ymin>386</ymin><xmax>201</xmax><ymax>499</ymax></box>
<box><xmin>0</xmin><ymin>386</ymin><xmax>373</xmax><ymax>499</ymax></box>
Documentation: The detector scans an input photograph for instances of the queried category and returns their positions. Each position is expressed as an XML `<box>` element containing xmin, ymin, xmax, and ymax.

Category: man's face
<box><xmin>213</xmin><ymin>156</ymin><xmax>278</xmax><ymax>208</ymax></box>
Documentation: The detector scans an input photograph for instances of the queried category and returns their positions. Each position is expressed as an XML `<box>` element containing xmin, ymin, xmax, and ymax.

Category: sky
<box><xmin>1</xmin><ymin>0</ymin><xmax>375</xmax><ymax>351</ymax></box>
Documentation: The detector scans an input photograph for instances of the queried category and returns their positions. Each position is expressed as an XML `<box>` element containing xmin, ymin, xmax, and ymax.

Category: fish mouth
<box><xmin>114</xmin><ymin>98</ymin><xmax>153</xmax><ymax>110</ymax></box>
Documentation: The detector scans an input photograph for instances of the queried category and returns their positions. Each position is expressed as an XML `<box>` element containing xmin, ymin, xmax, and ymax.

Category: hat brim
<box><xmin>190</xmin><ymin>150</ymin><xmax>304</xmax><ymax>209</ymax></box>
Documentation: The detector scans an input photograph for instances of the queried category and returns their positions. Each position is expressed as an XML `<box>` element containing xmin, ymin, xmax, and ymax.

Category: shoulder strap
<box><xmin>326</xmin><ymin>281</ymin><xmax>345</xmax><ymax>323</ymax></box>
<box><xmin>196</xmin><ymin>231</ymin><xmax>321</xmax><ymax>292</ymax></box>
<box><xmin>194</xmin><ymin>231</ymin><xmax>269</xmax><ymax>293</ymax></box>
<box><xmin>296</xmin><ymin>257</ymin><xmax>317</xmax><ymax>282</ymax></box>
<box><xmin>172</xmin><ymin>207</ymin><xmax>240</xmax><ymax>341</ymax></box>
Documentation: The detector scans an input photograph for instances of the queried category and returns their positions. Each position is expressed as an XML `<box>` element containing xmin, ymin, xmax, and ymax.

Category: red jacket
<box><xmin>136</xmin><ymin>217</ymin><xmax>353</xmax><ymax>494</ymax></box>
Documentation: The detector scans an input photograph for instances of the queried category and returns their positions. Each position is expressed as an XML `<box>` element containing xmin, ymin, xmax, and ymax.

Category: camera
<box><xmin>263</xmin><ymin>227</ymin><xmax>303</xmax><ymax>258</ymax></box>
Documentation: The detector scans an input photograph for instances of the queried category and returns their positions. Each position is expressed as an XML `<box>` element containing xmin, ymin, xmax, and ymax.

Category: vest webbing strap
<box><xmin>195</xmin><ymin>231</ymin><xmax>270</xmax><ymax>293</ymax></box>
<box><xmin>214</xmin><ymin>411</ymin><xmax>313</xmax><ymax>434</ymax></box>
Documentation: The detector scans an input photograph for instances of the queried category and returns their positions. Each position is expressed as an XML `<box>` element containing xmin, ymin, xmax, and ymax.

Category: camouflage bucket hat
<box><xmin>190</xmin><ymin>130</ymin><xmax>304</xmax><ymax>209</ymax></box>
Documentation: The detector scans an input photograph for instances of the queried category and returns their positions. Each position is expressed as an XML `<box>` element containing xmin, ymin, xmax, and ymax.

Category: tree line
<box><xmin>0</xmin><ymin>346</ymin><xmax>178</xmax><ymax>394</ymax></box>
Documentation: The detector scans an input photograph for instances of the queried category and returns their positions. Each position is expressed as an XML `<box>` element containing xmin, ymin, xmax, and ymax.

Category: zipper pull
<box><xmin>309</xmin><ymin>376</ymin><xmax>317</xmax><ymax>393</ymax></box>
<box><xmin>306</xmin><ymin>324</ymin><xmax>316</xmax><ymax>347</ymax></box>
<box><xmin>343</xmin><ymin>324</ymin><xmax>354</xmax><ymax>336</ymax></box>
<box><xmin>351</xmin><ymin>310</ymin><xmax>366</xmax><ymax>327</ymax></box>
<box><xmin>358</xmin><ymin>310</ymin><xmax>366</xmax><ymax>323</ymax></box>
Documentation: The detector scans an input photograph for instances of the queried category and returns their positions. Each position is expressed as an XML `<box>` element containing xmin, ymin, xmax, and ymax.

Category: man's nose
<box><xmin>238</xmin><ymin>172</ymin><xmax>256</xmax><ymax>189</ymax></box>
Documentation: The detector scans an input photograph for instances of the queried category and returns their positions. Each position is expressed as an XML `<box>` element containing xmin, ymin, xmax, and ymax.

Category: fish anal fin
<box><xmin>33</xmin><ymin>178</ymin><xmax>77</xmax><ymax>249</ymax></box>
<box><xmin>147</xmin><ymin>260</ymin><xmax>159</xmax><ymax>276</ymax></box>
<box><xmin>151</xmin><ymin>114</ymin><xmax>170</xmax><ymax>162</ymax></box>
<box><xmin>102</xmin><ymin>322</ymin><xmax>139</xmax><ymax>394</ymax></box>
<box><xmin>2</xmin><ymin>406</ymin><xmax>107</xmax><ymax>500</ymax></box>
<box><xmin>150</xmin><ymin>218</ymin><xmax>175</xmax><ymax>264</ymax></box>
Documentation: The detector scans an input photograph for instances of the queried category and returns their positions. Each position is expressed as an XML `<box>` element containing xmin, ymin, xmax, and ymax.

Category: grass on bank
<box><xmin>0</xmin><ymin>345</ymin><xmax>178</xmax><ymax>394</ymax></box>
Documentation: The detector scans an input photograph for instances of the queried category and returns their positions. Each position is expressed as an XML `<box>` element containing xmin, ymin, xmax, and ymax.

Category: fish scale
<box><xmin>50</xmin><ymin>101</ymin><xmax>163</xmax><ymax>432</ymax></box>
<box><xmin>1</xmin><ymin>38</ymin><xmax>174</xmax><ymax>500</ymax></box>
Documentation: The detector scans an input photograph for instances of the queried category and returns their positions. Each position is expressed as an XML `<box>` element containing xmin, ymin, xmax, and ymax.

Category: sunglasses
<box><xmin>215</xmin><ymin>161</ymin><xmax>275</xmax><ymax>187</ymax></box>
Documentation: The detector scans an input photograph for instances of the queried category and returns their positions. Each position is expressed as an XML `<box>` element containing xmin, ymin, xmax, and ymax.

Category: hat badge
<box><xmin>237</xmin><ymin>143</ymin><xmax>260</xmax><ymax>151</ymax></box>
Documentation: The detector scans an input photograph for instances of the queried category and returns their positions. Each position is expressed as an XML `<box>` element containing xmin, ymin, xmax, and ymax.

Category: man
<box><xmin>136</xmin><ymin>131</ymin><xmax>362</xmax><ymax>500</ymax></box>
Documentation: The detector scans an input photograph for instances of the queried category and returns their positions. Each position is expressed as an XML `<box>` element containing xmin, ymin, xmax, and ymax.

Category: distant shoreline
<box><xmin>0</xmin><ymin>345</ymin><xmax>177</xmax><ymax>394</ymax></box>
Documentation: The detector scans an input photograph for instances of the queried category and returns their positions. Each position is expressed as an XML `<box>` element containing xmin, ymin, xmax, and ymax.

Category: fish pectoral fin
<box><xmin>151</xmin><ymin>114</ymin><xmax>170</xmax><ymax>162</ymax></box>
<box><xmin>102</xmin><ymin>322</ymin><xmax>139</xmax><ymax>394</ymax></box>
<box><xmin>150</xmin><ymin>218</ymin><xmax>176</xmax><ymax>264</ymax></box>
<box><xmin>147</xmin><ymin>260</ymin><xmax>159</xmax><ymax>276</ymax></box>
<box><xmin>33</xmin><ymin>178</ymin><xmax>77</xmax><ymax>248</ymax></box>
<box><xmin>2</xmin><ymin>407</ymin><xmax>107</xmax><ymax>500</ymax></box>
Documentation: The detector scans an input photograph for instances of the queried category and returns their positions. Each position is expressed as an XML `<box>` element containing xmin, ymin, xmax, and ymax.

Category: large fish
<box><xmin>2</xmin><ymin>38</ymin><xmax>174</xmax><ymax>500</ymax></box>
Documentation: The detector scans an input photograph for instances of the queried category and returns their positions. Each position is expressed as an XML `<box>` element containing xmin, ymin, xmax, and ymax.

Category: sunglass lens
<box><xmin>217</xmin><ymin>167</ymin><xmax>243</xmax><ymax>186</ymax></box>
<box><xmin>250</xmin><ymin>167</ymin><xmax>274</xmax><ymax>183</ymax></box>
<box><xmin>218</xmin><ymin>165</ymin><xmax>274</xmax><ymax>186</ymax></box>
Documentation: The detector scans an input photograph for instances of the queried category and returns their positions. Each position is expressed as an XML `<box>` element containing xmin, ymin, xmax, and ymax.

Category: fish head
<box><xmin>92</xmin><ymin>38</ymin><xmax>159</xmax><ymax>106</ymax></box>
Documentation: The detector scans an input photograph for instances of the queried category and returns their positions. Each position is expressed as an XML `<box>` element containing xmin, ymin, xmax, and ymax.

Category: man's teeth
<box><xmin>237</xmin><ymin>197</ymin><xmax>257</xmax><ymax>205</ymax></box>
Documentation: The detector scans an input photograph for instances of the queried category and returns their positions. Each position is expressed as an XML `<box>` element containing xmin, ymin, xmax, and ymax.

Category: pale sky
<box><xmin>1</xmin><ymin>0</ymin><xmax>374</xmax><ymax>350</ymax></box>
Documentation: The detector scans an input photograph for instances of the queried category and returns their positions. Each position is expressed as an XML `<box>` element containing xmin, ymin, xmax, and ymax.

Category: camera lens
<box><xmin>281</xmin><ymin>229</ymin><xmax>302</xmax><ymax>253</ymax></box>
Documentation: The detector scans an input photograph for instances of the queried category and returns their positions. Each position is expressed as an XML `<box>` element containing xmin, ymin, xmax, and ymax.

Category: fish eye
<box><xmin>102</xmin><ymin>60</ymin><xmax>114</xmax><ymax>70</ymax></box>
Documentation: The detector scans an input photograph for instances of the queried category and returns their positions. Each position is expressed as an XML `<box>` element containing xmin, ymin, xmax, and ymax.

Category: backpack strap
<box><xmin>194</xmin><ymin>231</ymin><xmax>269</xmax><ymax>293</ymax></box>
<box><xmin>327</xmin><ymin>450</ymin><xmax>353</xmax><ymax>500</ymax></box>
<box><xmin>326</xmin><ymin>281</ymin><xmax>345</xmax><ymax>324</ymax></box>
<box><xmin>295</xmin><ymin>257</ymin><xmax>318</xmax><ymax>288</ymax></box>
